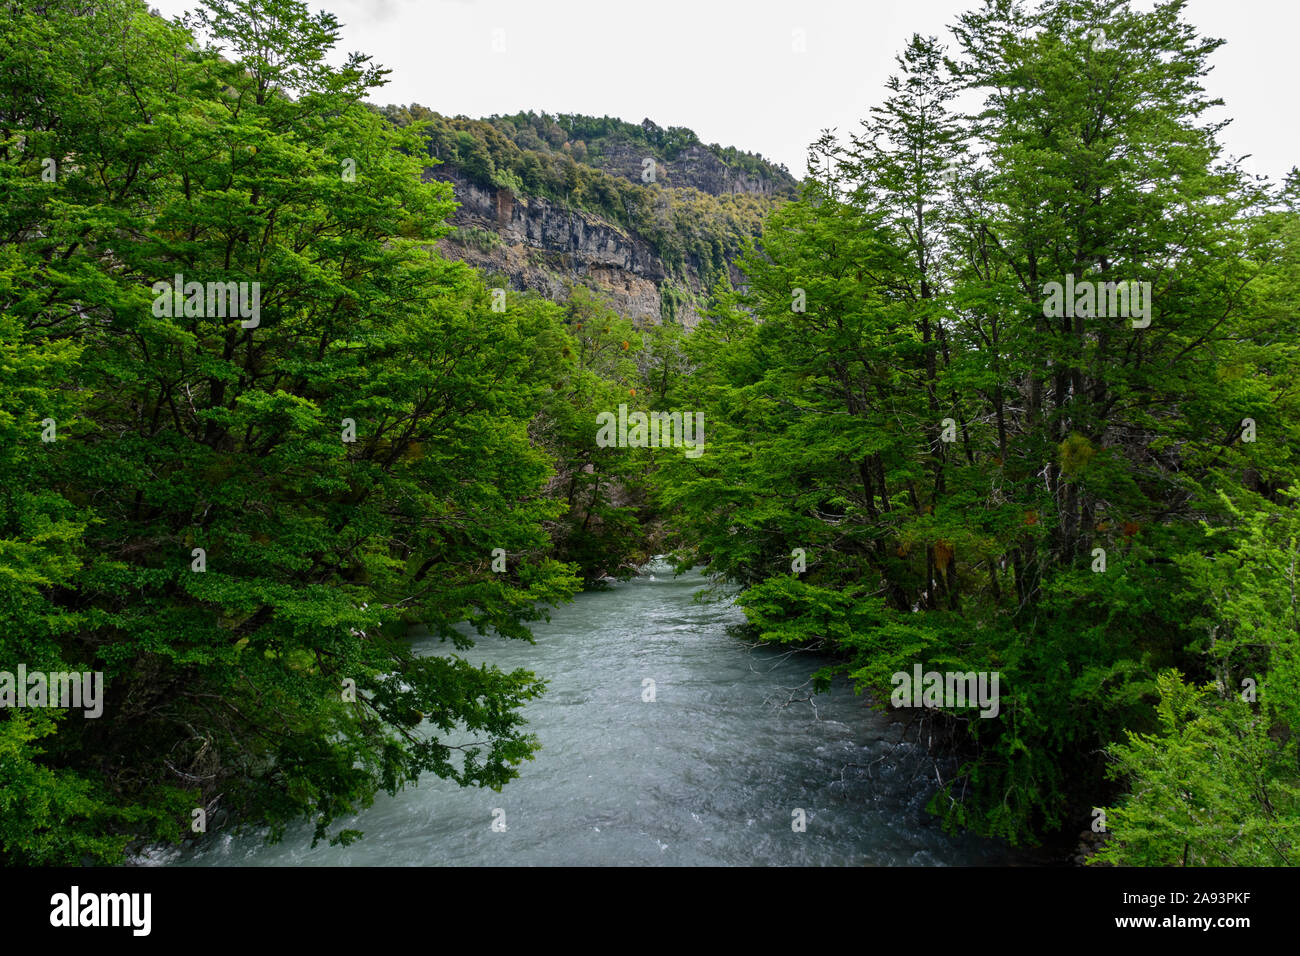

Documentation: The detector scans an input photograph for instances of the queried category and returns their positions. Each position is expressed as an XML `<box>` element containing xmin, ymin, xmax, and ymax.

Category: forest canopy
<box><xmin>1</xmin><ymin>0</ymin><xmax>1297</xmax><ymax>868</ymax></box>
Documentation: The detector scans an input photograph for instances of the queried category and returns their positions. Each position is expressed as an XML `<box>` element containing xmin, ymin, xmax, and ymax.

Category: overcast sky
<box><xmin>146</xmin><ymin>0</ymin><xmax>1297</xmax><ymax>184</ymax></box>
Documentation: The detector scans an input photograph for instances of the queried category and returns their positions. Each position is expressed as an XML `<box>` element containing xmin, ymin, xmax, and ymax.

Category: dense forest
<box><xmin>1</xmin><ymin>0</ymin><xmax>1298</xmax><ymax>868</ymax></box>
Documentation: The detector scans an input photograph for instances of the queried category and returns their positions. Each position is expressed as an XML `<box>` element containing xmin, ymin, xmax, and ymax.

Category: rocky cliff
<box><xmin>391</xmin><ymin>108</ymin><xmax>796</xmax><ymax>326</ymax></box>
<box><xmin>585</xmin><ymin>133</ymin><xmax>791</xmax><ymax>198</ymax></box>
<box><xmin>427</xmin><ymin>166</ymin><xmax>670</xmax><ymax>325</ymax></box>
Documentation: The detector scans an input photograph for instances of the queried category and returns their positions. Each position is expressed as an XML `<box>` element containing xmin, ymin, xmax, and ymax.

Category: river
<box><xmin>170</xmin><ymin>559</ymin><xmax>1029</xmax><ymax>866</ymax></box>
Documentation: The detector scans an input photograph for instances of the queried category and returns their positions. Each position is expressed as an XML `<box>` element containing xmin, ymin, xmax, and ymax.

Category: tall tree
<box><xmin>0</xmin><ymin>0</ymin><xmax>581</xmax><ymax>861</ymax></box>
<box><xmin>664</xmin><ymin>0</ymin><xmax>1300</xmax><ymax>846</ymax></box>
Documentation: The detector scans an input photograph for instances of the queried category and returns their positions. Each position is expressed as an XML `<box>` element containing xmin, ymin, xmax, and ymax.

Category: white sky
<box><xmin>146</xmin><ymin>0</ymin><xmax>1296</xmax><ymax>184</ymax></box>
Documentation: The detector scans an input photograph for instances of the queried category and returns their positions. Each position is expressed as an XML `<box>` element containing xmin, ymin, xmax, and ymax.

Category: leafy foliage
<box><xmin>0</xmin><ymin>0</ymin><xmax>588</xmax><ymax>862</ymax></box>
<box><xmin>658</xmin><ymin>1</ymin><xmax>1300</xmax><ymax>848</ymax></box>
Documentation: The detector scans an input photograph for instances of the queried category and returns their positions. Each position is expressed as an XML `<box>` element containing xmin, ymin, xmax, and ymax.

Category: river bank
<box><xmin>162</xmin><ymin>561</ymin><xmax>1039</xmax><ymax>866</ymax></box>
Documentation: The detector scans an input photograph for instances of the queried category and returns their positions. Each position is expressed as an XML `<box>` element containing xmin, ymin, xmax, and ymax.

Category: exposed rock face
<box><xmin>593</xmin><ymin>140</ymin><xmax>791</xmax><ymax>197</ymax></box>
<box><xmin>427</xmin><ymin>166</ymin><xmax>699</xmax><ymax>326</ymax></box>
<box><xmin>423</xmin><ymin>122</ymin><xmax>794</xmax><ymax>326</ymax></box>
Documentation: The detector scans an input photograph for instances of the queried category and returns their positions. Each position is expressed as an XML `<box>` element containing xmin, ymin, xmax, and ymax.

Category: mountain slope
<box><xmin>380</xmin><ymin>106</ymin><xmax>797</xmax><ymax>324</ymax></box>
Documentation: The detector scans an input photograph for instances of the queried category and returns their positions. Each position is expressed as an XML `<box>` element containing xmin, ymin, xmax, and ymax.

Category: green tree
<box><xmin>663</xmin><ymin>0</ymin><xmax>1300</xmax><ymax>847</ymax></box>
<box><xmin>0</xmin><ymin>0</ymin><xmax>580</xmax><ymax>861</ymax></box>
